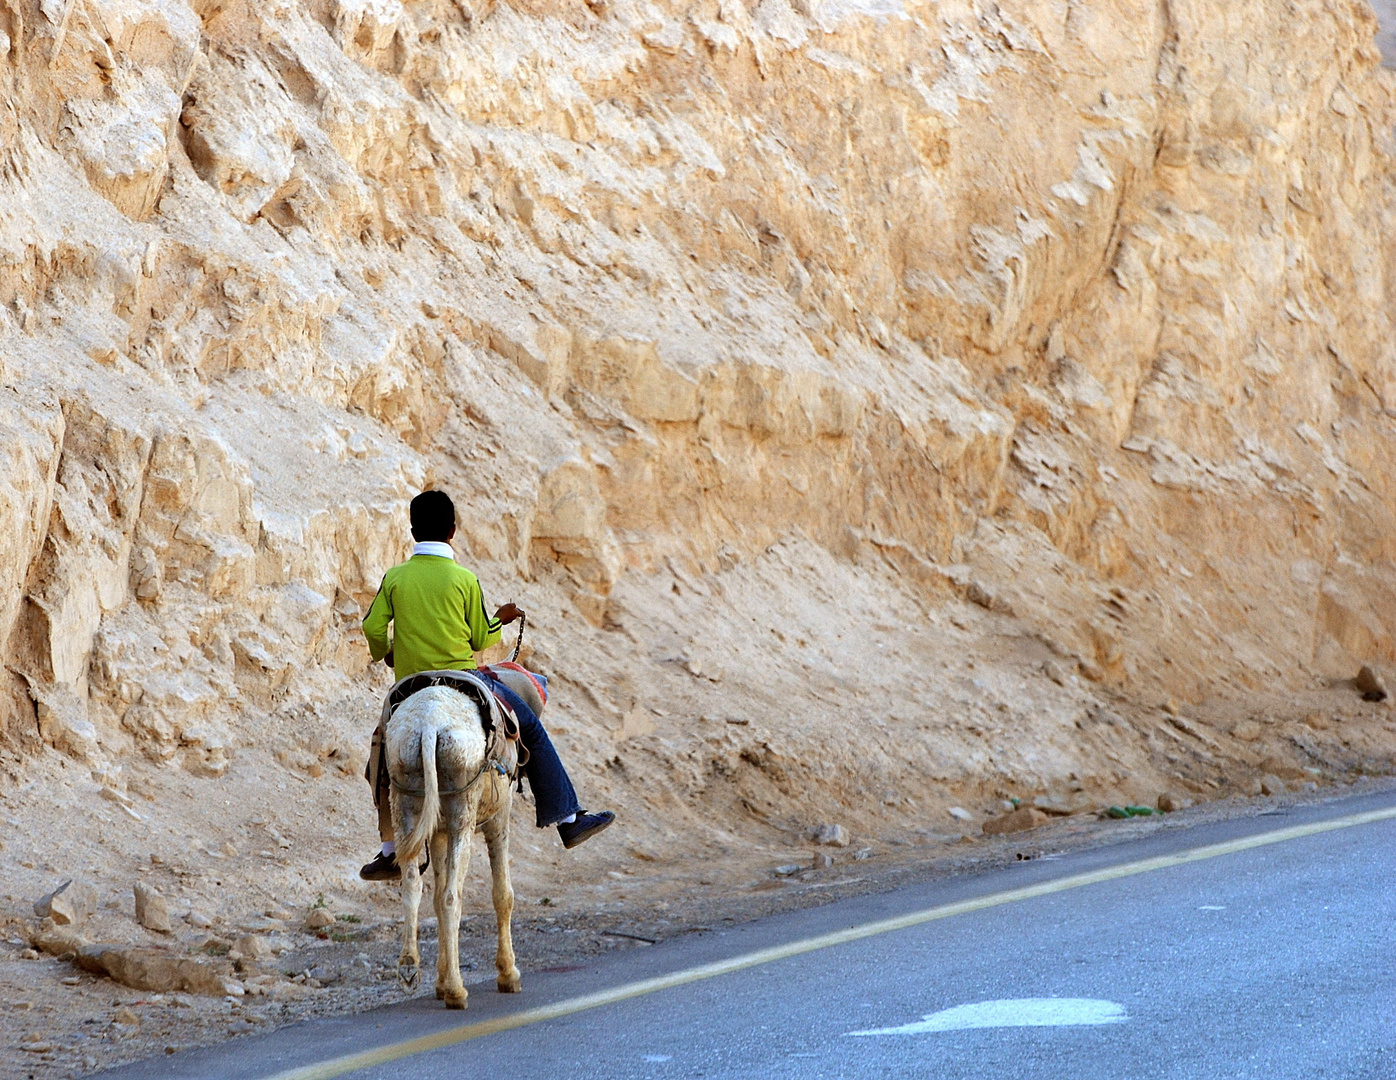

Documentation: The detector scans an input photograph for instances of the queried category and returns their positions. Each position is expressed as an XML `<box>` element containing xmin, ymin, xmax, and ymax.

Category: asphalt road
<box><xmin>102</xmin><ymin>789</ymin><xmax>1396</xmax><ymax>1080</ymax></box>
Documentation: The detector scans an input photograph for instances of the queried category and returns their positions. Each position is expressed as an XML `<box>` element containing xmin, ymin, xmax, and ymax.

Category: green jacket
<box><xmin>362</xmin><ymin>552</ymin><xmax>502</xmax><ymax>681</ymax></box>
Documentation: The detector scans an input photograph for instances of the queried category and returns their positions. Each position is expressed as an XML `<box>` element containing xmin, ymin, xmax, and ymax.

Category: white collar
<box><xmin>412</xmin><ymin>541</ymin><xmax>456</xmax><ymax>560</ymax></box>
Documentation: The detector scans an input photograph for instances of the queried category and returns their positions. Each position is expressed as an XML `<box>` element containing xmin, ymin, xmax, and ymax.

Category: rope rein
<box><xmin>509</xmin><ymin>610</ymin><xmax>526</xmax><ymax>662</ymax></box>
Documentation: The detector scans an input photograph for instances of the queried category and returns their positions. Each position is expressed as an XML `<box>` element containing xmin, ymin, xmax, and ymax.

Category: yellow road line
<box><xmin>265</xmin><ymin>804</ymin><xmax>1396</xmax><ymax>1080</ymax></box>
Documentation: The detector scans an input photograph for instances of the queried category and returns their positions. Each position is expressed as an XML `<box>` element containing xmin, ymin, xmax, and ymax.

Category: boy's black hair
<box><xmin>410</xmin><ymin>490</ymin><xmax>455</xmax><ymax>541</ymax></box>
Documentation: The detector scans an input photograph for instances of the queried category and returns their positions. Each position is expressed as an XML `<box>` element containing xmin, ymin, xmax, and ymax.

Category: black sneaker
<box><xmin>359</xmin><ymin>852</ymin><xmax>399</xmax><ymax>881</ymax></box>
<box><xmin>358</xmin><ymin>851</ymin><xmax>429</xmax><ymax>881</ymax></box>
<box><xmin>557</xmin><ymin>811</ymin><xmax>615</xmax><ymax>850</ymax></box>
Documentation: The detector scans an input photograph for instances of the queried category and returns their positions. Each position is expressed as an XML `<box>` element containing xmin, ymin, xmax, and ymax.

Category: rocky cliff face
<box><xmin>2</xmin><ymin>0</ymin><xmax>1396</xmax><ymax>876</ymax></box>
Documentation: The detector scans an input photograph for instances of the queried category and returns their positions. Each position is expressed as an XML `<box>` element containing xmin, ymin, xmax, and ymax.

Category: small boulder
<box><xmin>76</xmin><ymin>943</ymin><xmax>120</xmax><ymax>974</ymax></box>
<box><xmin>232</xmin><ymin>934</ymin><xmax>273</xmax><ymax>971</ymax></box>
<box><xmin>1157</xmin><ymin>792</ymin><xmax>1188</xmax><ymax>813</ymax></box>
<box><xmin>303</xmin><ymin>909</ymin><xmax>335</xmax><ymax>931</ymax></box>
<box><xmin>186</xmin><ymin>911</ymin><xmax>213</xmax><ymax>929</ymax></box>
<box><xmin>134</xmin><ymin>882</ymin><xmax>172</xmax><ymax>934</ymax></box>
<box><xmin>34</xmin><ymin>879</ymin><xmax>98</xmax><ymax>928</ymax></box>
<box><xmin>1356</xmin><ymin>665</ymin><xmax>1388</xmax><ymax>702</ymax></box>
<box><xmin>812</xmin><ymin>852</ymin><xmax>834</xmax><ymax>869</ymax></box>
<box><xmin>811</xmin><ymin>823</ymin><xmax>849</xmax><ymax>847</ymax></box>
<box><xmin>88</xmin><ymin>947</ymin><xmax>228</xmax><ymax>995</ymax></box>
<box><xmin>982</xmin><ymin>807</ymin><xmax>1048</xmax><ymax>836</ymax></box>
<box><xmin>31</xmin><ymin>918</ymin><xmax>87</xmax><ymax>957</ymax></box>
<box><xmin>1260</xmin><ymin>774</ymin><xmax>1287</xmax><ymax>796</ymax></box>
<box><xmin>1032</xmin><ymin>794</ymin><xmax>1090</xmax><ymax>815</ymax></box>
<box><xmin>947</xmin><ymin>806</ymin><xmax>973</xmax><ymax>821</ymax></box>
<box><xmin>237</xmin><ymin>933</ymin><xmax>273</xmax><ymax>958</ymax></box>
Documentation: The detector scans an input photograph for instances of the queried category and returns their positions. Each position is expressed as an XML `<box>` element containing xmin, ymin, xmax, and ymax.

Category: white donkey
<box><xmin>386</xmin><ymin>685</ymin><xmax>521</xmax><ymax>1008</ymax></box>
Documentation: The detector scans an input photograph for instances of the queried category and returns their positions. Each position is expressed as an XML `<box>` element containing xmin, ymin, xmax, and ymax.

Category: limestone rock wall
<box><xmin>1</xmin><ymin>0</ymin><xmax>1394</xmax><ymax>800</ymax></box>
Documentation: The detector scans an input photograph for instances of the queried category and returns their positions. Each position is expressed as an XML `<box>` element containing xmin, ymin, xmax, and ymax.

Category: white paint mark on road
<box><xmin>1198</xmin><ymin>905</ymin><xmax>1225</xmax><ymax>910</ymax></box>
<box><xmin>849</xmin><ymin>998</ymin><xmax>1127</xmax><ymax>1035</ymax></box>
<box><xmin>641</xmin><ymin>1054</ymin><xmax>671</xmax><ymax>1062</ymax></box>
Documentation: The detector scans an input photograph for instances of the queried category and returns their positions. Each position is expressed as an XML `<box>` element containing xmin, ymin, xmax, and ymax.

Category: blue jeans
<box><xmin>475</xmin><ymin>672</ymin><xmax>582</xmax><ymax>828</ymax></box>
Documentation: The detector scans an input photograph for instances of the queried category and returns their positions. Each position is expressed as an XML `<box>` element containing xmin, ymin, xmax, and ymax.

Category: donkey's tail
<box><xmin>397</xmin><ymin>724</ymin><xmax>441</xmax><ymax>866</ymax></box>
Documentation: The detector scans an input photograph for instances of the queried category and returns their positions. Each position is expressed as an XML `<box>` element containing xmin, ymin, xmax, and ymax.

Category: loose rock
<box><xmin>1157</xmin><ymin>792</ymin><xmax>1188</xmax><ymax>813</ymax></box>
<box><xmin>947</xmin><ymin>807</ymin><xmax>972</xmax><ymax>820</ymax></box>
<box><xmin>1032</xmin><ymin>794</ymin><xmax>1090</xmax><ymax>815</ymax></box>
<box><xmin>1260</xmin><ymin>774</ymin><xmax>1287</xmax><ymax>796</ymax></box>
<box><xmin>33</xmin><ymin>879</ymin><xmax>98</xmax><ymax>927</ymax></box>
<box><xmin>304</xmin><ymin>909</ymin><xmax>335</xmax><ymax>931</ymax></box>
<box><xmin>233</xmin><ymin>934</ymin><xmax>273</xmax><ymax>971</ymax></box>
<box><xmin>1356</xmin><ymin>664</ymin><xmax>1388</xmax><ymax>702</ymax></box>
<box><xmin>811</xmin><ymin>823</ymin><xmax>849</xmax><ymax>847</ymax></box>
<box><xmin>134</xmin><ymin>882</ymin><xmax>172</xmax><ymax>933</ymax></box>
<box><xmin>30</xmin><ymin>918</ymin><xmax>87</xmax><ymax>957</ymax></box>
<box><xmin>982</xmin><ymin>807</ymin><xmax>1048</xmax><ymax>835</ymax></box>
<box><xmin>79</xmin><ymin>945</ymin><xmax>229</xmax><ymax>995</ymax></box>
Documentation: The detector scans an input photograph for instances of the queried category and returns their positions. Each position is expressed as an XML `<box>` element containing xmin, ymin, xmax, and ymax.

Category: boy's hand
<box><xmin>495</xmin><ymin>603</ymin><xmax>523</xmax><ymax>626</ymax></box>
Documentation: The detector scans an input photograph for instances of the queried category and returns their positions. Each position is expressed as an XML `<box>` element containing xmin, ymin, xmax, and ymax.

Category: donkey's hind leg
<box><xmin>396</xmin><ymin>800</ymin><xmax>424</xmax><ymax>992</ymax></box>
<box><xmin>433</xmin><ymin>823</ymin><xmax>470</xmax><ymax>1009</ymax></box>
<box><xmin>481</xmin><ymin>810</ymin><xmax>521</xmax><ymax>993</ymax></box>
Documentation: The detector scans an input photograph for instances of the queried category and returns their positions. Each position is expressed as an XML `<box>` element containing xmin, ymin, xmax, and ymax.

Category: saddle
<box><xmin>383</xmin><ymin>669</ymin><xmax>520</xmax><ymax>744</ymax></box>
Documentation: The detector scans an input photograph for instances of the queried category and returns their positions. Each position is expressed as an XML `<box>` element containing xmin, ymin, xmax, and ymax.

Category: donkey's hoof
<box><xmin>498</xmin><ymin>971</ymin><xmax>522</xmax><ymax>994</ymax></box>
<box><xmin>397</xmin><ymin>963</ymin><xmax>420</xmax><ymax>992</ymax></box>
<box><xmin>442</xmin><ymin>988</ymin><xmax>468</xmax><ymax>1010</ymax></box>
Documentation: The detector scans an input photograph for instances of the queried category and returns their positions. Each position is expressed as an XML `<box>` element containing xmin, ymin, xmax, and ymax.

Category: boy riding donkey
<box><xmin>358</xmin><ymin>490</ymin><xmax>614</xmax><ymax>880</ymax></box>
